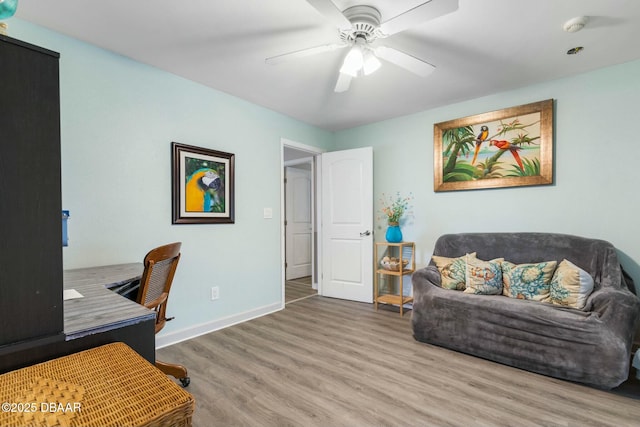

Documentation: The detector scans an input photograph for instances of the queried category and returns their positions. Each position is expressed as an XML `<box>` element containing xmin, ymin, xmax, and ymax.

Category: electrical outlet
<box><xmin>211</xmin><ymin>286</ymin><xmax>220</xmax><ymax>300</ymax></box>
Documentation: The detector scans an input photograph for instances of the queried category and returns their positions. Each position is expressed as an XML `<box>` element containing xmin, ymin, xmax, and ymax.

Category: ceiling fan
<box><xmin>265</xmin><ymin>0</ymin><xmax>459</xmax><ymax>92</ymax></box>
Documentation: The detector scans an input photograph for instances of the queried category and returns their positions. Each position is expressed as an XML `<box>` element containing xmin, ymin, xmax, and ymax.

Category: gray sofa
<box><xmin>411</xmin><ymin>232</ymin><xmax>640</xmax><ymax>389</ymax></box>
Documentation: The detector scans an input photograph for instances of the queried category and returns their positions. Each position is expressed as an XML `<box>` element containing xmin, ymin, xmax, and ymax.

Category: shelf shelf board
<box><xmin>376</xmin><ymin>268</ymin><xmax>415</xmax><ymax>276</ymax></box>
<box><xmin>376</xmin><ymin>294</ymin><xmax>413</xmax><ymax>305</ymax></box>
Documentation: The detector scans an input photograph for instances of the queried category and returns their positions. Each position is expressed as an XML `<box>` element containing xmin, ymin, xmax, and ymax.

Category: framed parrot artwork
<box><xmin>433</xmin><ymin>99</ymin><xmax>554</xmax><ymax>192</ymax></box>
<box><xmin>172</xmin><ymin>142</ymin><xmax>235</xmax><ymax>224</ymax></box>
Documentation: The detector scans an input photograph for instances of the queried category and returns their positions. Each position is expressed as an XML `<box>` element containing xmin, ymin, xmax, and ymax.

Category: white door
<box><xmin>285</xmin><ymin>166</ymin><xmax>312</xmax><ymax>280</ymax></box>
<box><xmin>321</xmin><ymin>147</ymin><xmax>373</xmax><ymax>303</ymax></box>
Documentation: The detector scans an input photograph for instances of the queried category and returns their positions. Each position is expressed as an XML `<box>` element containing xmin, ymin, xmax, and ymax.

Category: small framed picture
<box><xmin>171</xmin><ymin>142</ymin><xmax>235</xmax><ymax>224</ymax></box>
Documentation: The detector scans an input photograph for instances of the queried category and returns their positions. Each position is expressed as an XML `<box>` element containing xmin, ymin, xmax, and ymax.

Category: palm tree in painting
<box><xmin>442</xmin><ymin>126</ymin><xmax>476</xmax><ymax>181</ymax></box>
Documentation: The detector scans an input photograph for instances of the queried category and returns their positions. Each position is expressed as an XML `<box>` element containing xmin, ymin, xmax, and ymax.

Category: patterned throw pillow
<box><xmin>542</xmin><ymin>259</ymin><xmax>594</xmax><ymax>309</ymax></box>
<box><xmin>502</xmin><ymin>260</ymin><xmax>558</xmax><ymax>301</ymax></box>
<box><xmin>464</xmin><ymin>255</ymin><xmax>504</xmax><ymax>295</ymax></box>
<box><xmin>432</xmin><ymin>253</ymin><xmax>476</xmax><ymax>290</ymax></box>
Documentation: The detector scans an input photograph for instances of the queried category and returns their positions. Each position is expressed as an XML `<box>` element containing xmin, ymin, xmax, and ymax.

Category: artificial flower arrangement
<box><xmin>378</xmin><ymin>191</ymin><xmax>413</xmax><ymax>225</ymax></box>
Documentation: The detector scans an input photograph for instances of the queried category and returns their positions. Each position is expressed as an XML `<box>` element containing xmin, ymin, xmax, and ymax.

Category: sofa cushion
<box><xmin>502</xmin><ymin>260</ymin><xmax>557</xmax><ymax>301</ymax></box>
<box><xmin>543</xmin><ymin>259</ymin><xmax>594</xmax><ymax>309</ymax></box>
<box><xmin>432</xmin><ymin>253</ymin><xmax>476</xmax><ymax>290</ymax></box>
<box><xmin>464</xmin><ymin>255</ymin><xmax>504</xmax><ymax>295</ymax></box>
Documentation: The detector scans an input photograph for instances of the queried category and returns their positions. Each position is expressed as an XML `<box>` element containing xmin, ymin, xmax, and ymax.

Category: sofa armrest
<box><xmin>586</xmin><ymin>287</ymin><xmax>640</xmax><ymax>345</ymax></box>
<box><xmin>413</xmin><ymin>266</ymin><xmax>440</xmax><ymax>289</ymax></box>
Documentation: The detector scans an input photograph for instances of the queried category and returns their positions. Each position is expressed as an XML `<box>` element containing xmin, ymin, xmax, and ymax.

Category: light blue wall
<box><xmin>9</xmin><ymin>19</ymin><xmax>334</xmax><ymax>339</ymax></box>
<box><xmin>8</xmin><ymin>18</ymin><xmax>640</xmax><ymax>343</ymax></box>
<box><xmin>334</xmin><ymin>59</ymin><xmax>640</xmax><ymax>287</ymax></box>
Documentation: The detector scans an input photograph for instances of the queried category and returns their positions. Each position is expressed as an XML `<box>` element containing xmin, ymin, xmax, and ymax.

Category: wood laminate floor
<box><xmin>157</xmin><ymin>296</ymin><xmax>640</xmax><ymax>427</ymax></box>
<box><xmin>285</xmin><ymin>276</ymin><xmax>316</xmax><ymax>303</ymax></box>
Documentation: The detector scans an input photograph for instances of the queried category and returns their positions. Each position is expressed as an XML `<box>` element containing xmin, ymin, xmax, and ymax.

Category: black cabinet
<box><xmin>0</xmin><ymin>35</ymin><xmax>64</xmax><ymax>352</ymax></box>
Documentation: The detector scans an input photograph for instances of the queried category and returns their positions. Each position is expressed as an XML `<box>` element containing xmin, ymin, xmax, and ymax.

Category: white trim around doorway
<box><xmin>281</xmin><ymin>138</ymin><xmax>325</xmax><ymax>308</ymax></box>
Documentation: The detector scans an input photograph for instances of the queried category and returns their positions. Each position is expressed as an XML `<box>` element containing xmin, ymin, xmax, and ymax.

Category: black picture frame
<box><xmin>171</xmin><ymin>142</ymin><xmax>235</xmax><ymax>224</ymax></box>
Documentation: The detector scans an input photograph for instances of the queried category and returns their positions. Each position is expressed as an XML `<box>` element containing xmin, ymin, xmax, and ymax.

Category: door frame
<box><xmin>281</xmin><ymin>138</ymin><xmax>325</xmax><ymax>306</ymax></box>
<box><xmin>284</xmin><ymin>162</ymin><xmax>313</xmax><ymax>280</ymax></box>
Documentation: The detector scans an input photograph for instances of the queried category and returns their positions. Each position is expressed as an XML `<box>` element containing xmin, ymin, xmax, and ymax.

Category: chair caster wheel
<box><xmin>180</xmin><ymin>377</ymin><xmax>190</xmax><ymax>387</ymax></box>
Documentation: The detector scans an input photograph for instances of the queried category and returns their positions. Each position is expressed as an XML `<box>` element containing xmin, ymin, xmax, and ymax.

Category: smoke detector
<box><xmin>563</xmin><ymin>16</ymin><xmax>588</xmax><ymax>33</ymax></box>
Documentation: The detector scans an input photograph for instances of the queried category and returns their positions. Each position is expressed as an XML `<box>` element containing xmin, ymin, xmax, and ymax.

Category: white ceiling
<box><xmin>14</xmin><ymin>0</ymin><xmax>640</xmax><ymax>131</ymax></box>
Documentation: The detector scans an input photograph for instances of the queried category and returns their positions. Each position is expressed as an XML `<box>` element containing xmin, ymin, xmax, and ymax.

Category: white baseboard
<box><xmin>155</xmin><ymin>302</ymin><xmax>283</xmax><ymax>349</ymax></box>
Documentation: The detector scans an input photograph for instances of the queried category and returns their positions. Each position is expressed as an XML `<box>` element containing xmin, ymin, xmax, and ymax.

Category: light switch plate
<box><xmin>263</xmin><ymin>208</ymin><xmax>273</xmax><ymax>219</ymax></box>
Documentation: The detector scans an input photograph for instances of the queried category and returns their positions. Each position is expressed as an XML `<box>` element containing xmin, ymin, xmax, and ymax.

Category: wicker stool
<box><xmin>0</xmin><ymin>342</ymin><xmax>194</xmax><ymax>427</ymax></box>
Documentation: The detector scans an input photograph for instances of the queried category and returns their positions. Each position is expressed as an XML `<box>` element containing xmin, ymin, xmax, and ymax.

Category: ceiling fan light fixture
<box><xmin>340</xmin><ymin>44</ymin><xmax>364</xmax><ymax>77</ymax></box>
<box><xmin>362</xmin><ymin>49</ymin><xmax>381</xmax><ymax>75</ymax></box>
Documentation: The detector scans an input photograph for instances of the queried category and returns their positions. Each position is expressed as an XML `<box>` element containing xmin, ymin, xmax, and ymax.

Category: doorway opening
<box><xmin>281</xmin><ymin>139</ymin><xmax>323</xmax><ymax>305</ymax></box>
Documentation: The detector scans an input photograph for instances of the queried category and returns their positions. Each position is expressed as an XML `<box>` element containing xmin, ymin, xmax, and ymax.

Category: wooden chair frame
<box><xmin>136</xmin><ymin>242</ymin><xmax>190</xmax><ymax>387</ymax></box>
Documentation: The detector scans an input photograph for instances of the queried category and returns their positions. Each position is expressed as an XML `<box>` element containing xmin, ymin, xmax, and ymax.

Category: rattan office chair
<box><xmin>136</xmin><ymin>242</ymin><xmax>190</xmax><ymax>387</ymax></box>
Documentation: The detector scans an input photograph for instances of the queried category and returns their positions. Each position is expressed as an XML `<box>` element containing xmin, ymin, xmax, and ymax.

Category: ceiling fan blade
<box><xmin>334</xmin><ymin>72</ymin><xmax>352</xmax><ymax>93</ymax></box>
<box><xmin>306</xmin><ymin>0</ymin><xmax>352</xmax><ymax>30</ymax></box>
<box><xmin>379</xmin><ymin>0</ymin><xmax>458</xmax><ymax>36</ymax></box>
<box><xmin>374</xmin><ymin>46</ymin><xmax>435</xmax><ymax>77</ymax></box>
<box><xmin>266</xmin><ymin>43</ymin><xmax>347</xmax><ymax>65</ymax></box>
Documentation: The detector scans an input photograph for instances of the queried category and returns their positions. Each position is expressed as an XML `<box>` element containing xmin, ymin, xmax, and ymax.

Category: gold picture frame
<box><xmin>434</xmin><ymin>99</ymin><xmax>554</xmax><ymax>192</ymax></box>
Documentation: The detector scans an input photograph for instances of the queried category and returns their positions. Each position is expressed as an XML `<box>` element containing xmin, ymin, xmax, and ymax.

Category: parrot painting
<box><xmin>185</xmin><ymin>168</ymin><xmax>221</xmax><ymax>212</ymax></box>
<box><xmin>490</xmin><ymin>140</ymin><xmax>524</xmax><ymax>172</ymax></box>
<box><xmin>471</xmin><ymin>125</ymin><xmax>489</xmax><ymax>165</ymax></box>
